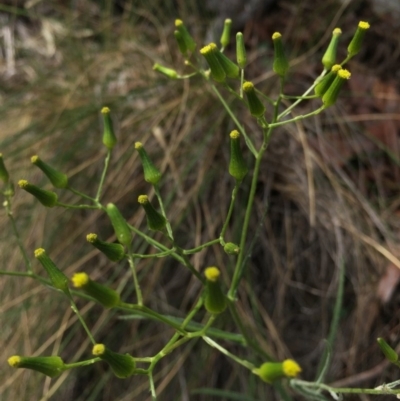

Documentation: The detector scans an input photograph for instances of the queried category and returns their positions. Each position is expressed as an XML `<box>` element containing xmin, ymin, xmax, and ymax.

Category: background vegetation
<box><xmin>1</xmin><ymin>0</ymin><xmax>400</xmax><ymax>400</ymax></box>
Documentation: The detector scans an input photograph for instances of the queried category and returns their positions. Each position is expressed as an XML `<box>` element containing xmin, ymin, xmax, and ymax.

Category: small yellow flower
<box><xmin>204</xmin><ymin>267</ymin><xmax>220</xmax><ymax>282</ymax></box>
<box><xmin>71</xmin><ymin>272</ymin><xmax>90</xmax><ymax>288</ymax></box>
<box><xmin>282</xmin><ymin>359</ymin><xmax>302</xmax><ymax>377</ymax></box>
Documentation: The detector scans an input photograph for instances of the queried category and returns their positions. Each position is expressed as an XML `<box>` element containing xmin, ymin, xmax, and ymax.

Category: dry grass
<box><xmin>1</xmin><ymin>0</ymin><xmax>400</xmax><ymax>400</ymax></box>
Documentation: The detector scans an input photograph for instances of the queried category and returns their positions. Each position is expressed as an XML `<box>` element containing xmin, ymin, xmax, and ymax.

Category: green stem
<box><xmin>96</xmin><ymin>150</ymin><xmax>111</xmax><ymax>201</ymax></box>
<box><xmin>291</xmin><ymin>379</ymin><xmax>400</xmax><ymax>396</ymax></box>
<box><xmin>0</xmin><ymin>270</ymin><xmax>34</xmax><ymax>278</ymax></box>
<box><xmin>130</xmin><ymin>249</ymin><xmax>176</xmax><ymax>258</ymax></box>
<box><xmin>118</xmin><ymin>302</ymin><xmax>187</xmax><ymax>334</ymax></box>
<box><xmin>269</xmin><ymin>106</ymin><xmax>325</xmax><ymax>129</ymax></box>
<box><xmin>227</xmin><ymin>147</ymin><xmax>264</xmax><ymax>300</ymax></box>
<box><xmin>316</xmin><ymin>259</ymin><xmax>345</xmax><ymax>381</ymax></box>
<box><xmin>183</xmin><ymin>239</ymin><xmax>220</xmax><ymax>254</ymax></box>
<box><xmin>127</xmin><ymin>250</ymin><xmax>143</xmax><ymax>306</ymax></box>
<box><xmin>64</xmin><ymin>358</ymin><xmax>101</xmax><ymax>369</ymax></box>
<box><xmin>203</xmin><ymin>336</ymin><xmax>255</xmax><ymax>371</ymax></box>
<box><xmin>4</xmin><ymin>198</ymin><xmax>32</xmax><ymax>272</ymax></box>
<box><xmin>149</xmin><ymin>371</ymin><xmax>157</xmax><ymax>400</ymax></box>
<box><xmin>278</xmin><ymin>69</ymin><xmax>327</xmax><ymax>120</ymax></box>
<box><xmin>240</xmin><ymin>68</ymin><xmax>244</xmax><ymax>98</ymax></box>
<box><xmin>56</xmin><ymin>202</ymin><xmax>99</xmax><ymax>209</ymax></box>
<box><xmin>67</xmin><ymin>186</ymin><xmax>96</xmax><ymax>202</ymax></box>
<box><xmin>210</xmin><ymin>85</ymin><xmax>257</xmax><ymax>157</ymax></box>
<box><xmin>220</xmin><ymin>182</ymin><xmax>240</xmax><ymax>243</ymax></box>
<box><xmin>154</xmin><ymin>184</ymin><xmax>174</xmax><ymax>240</ymax></box>
<box><xmin>68</xmin><ymin>296</ymin><xmax>96</xmax><ymax>344</ymax></box>
<box><xmin>129</xmin><ymin>224</ymin><xmax>187</xmax><ymax>266</ymax></box>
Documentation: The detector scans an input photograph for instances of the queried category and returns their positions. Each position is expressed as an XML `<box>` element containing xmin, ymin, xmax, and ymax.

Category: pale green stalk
<box><xmin>154</xmin><ymin>184</ymin><xmax>174</xmax><ymax>239</ymax></box>
<box><xmin>203</xmin><ymin>336</ymin><xmax>255</xmax><ymax>371</ymax></box>
<box><xmin>64</xmin><ymin>358</ymin><xmax>101</xmax><ymax>369</ymax></box>
<box><xmin>95</xmin><ymin>149</ymin><xmax>112</xmax><ymax>201</ymax></box>
<box><xmin>220</xmin><ymin>182</ymin><xmax>240</xmax><ymax>243</ymax></box>
<box><xmin>291</xmin><ymin>379</ymin><xmax>400</xmax><ymax>397</ymax></box>
<box><xmin>279</xmin><ymin>69</ymin><xmax>327</xmax><ymax>119</ymax></box>
<box><xmin>4</xmin><ymin>197</ymin><xmax>32</xmax><ymax>272</ymax></box>
<box><xmin>183</xmin><ymin>239</ymin><xmax>220</xmax><ymax>254</ymax></box>
<box><xmin>127</xmin><ymin>250</ymin><xmax>143</xmax><ymax>305</ymax></box>
<box><xmin>316</xmin><ymin>259</ymin><xmax>345</xmax><ymax>381</ymax></box>
<box><xmin>211</xmin><ymin>84</ymin><xmax>257</xmax><ymax>157</ymax></box>
<box><xmin>68</xmin><ymin>296</ymin><xmax>96</xmax><ymax>344</ymax></box>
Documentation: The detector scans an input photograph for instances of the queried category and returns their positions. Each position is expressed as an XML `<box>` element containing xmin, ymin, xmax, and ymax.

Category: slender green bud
<box><xmin>8</xmin><ymin>355</ymin><xmax>65</xmax><ymax>377</ymax></box>
<box><xmin>377</xmin><ymin>338</ymin><xmax>398</xmax><ymax>363</ymax></box>
<box><xmin>204</xmin><ymin>267</ymin><xmax>227</xmax><ymax>314</ymax></box>
<box><xmin>347</xmin><ymin>21</ymin><xmax>370</xmax><ymax>57</ymax></box>
<box><xmin>272</xmin><ymin>32</ymin><xmax>289</xmax><ymax>77</ymax></box>
<box><xmin>200</xmin><ymin>43</ymin><xmax>226</xmax><ymax>82</ymax></box>
<box><xmin>322</xmin><ymin>69</ymin><xmax>351</xmax><ymax>107</ymax></box>
<box><xmin>220</xmin><ymin>19</ymin><xmax>232</xmax><ymax>48</ymax></box>
<box><xmin>18</xmin><ymin>180</ymin><xmax>58</xmax><ymax>207</ymax></box>
<box><xmin>72</xmin><ymin>272</ymin><xmax>120</xmax><ymax>308</ymax></box>
<box><xmin>153</xmin><ymin>63</ymin><xmax>178</xmax><ymax>79</ymax></box>
<box><xmin>138</xmin><ymin>195</ymin><xmax>166</xmax><ymax>231</ymax></box>
<box><xmin>0</xmin><ymin>153</ymin><xmax>10</xmax><ymax>183</ymax></box>
<box><xmin>214</xmin><ymin>48</ymin><xmax>240</xmax><ymax>79</ymax></box>
<box><xmin>86</xmin><ymin>233</ymin><xmax>125</xmax><ymax>261</ymax></box>
<box><xmin>258</xmin><ymin>359</ymin><xmax>302</xmax><ymax>383</ymax></box>
<box><xmin>101</xmin><ymin>107</ymin><xmax>117</xmax><ymax>150</ymax></box>
<box><xmin>31</xmin><ymin>155</ymin><xmax>68</xmax><ymax>188</ymax></box>
<box><xmin>174</xmin><ymin>30</ymin><xmax>188</xmax><ymax>55</ymax></box>
<box><xmin>106</xmin><ymin>203</ymin><xmax>132</xmax><ymax>246</ymax></box>
<box><xmin>242</xmin><ymin>81</ymin><xmax>265</xmax><ymax>118</ymax></box>
<box><xmin>314</xmin><ymin>64</ymin><xmax>342</xmax><ymax>97</ymax></box>
<box><xmin>175</xmin><ymin>19</ymin><xmax>196</xmax><ymax>53</ymax></box>
<box><xmin>322</xmin><ymin>28</ymin><xmax>342</xmax><ymax>69</ymax></box>
<box><xmin>92</xmin><ymin>344</ymin><xmax>135</xmax><ymax>378</ymax></box>
<box><xmin>224</xmin><ymin>242</ymin><xmax>240</xmax><ymax>255</ymax></box>
<box><xmin>34</xmin><ymin>248</ymin><xmax>69</xmax><ymax>293</ymax></box>
<box><xmin>236</xmin><ymin>32</ymin><xmax>247</xmax><ymax>69</ymax></box>
<box><xmin>134</xmin><ymin>142</ymin><xmax>161</xmax><ymax>185</ymax></box>
<box><xmin>229</xmin><ymin>130</ymin><xmax>248</xmax><ymax>181</ymax></box>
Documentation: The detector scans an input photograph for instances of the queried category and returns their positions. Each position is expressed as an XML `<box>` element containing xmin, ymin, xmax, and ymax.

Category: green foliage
<box><xmin>2</xmin><ymin>16</ymin><xmax>392</xmax><ymax>401</ymax></box>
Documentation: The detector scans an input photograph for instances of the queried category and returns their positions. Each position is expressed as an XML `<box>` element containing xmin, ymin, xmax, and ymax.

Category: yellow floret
<box><xmin>282</xmin><ymin>359</ymin><xmax>302</xmax><ymax>377</ymax></box>
<box><xmin>34</xmin><ymin>248</ymin><xmax>46</xmax><ymax>258</ymax></box>
<box><xmin>92</xmin><ymin>343</ymin><xmax>106</xmax><ymax>356</ymax></box>
<box><xmin>86</xmin><ymin>233</ymin><xmax>98</xmax><ymax>243</ymax></box>
<box><xmin>230</xmin><ymin>130</ymin><xmax>240</xmax><ymax>139</ymax></box>
<box><xmin>338</xmin><ymin>69</ymin><xmax>351</xmax><ymax>79</ymax></box>
<box><xmin>138</xmin><ymin>195</ymin><xmax>149</xmax><ymax>204</ymax></box>
<box><xmin>204</xmin><ymin>266</ymin><xmax>220</xmax><ymax>282</ymax></box>
<box><xmin>18</xmin><ymin>179</ymin><xmax>28</xmax><ymax>188</ymax></box>
<box><xmin>71</xmin><ymin>272</ymin><xmax>89</xmax><ymax>288</ymax></box>
<box><xmin>7</xmin><ymin>356</ymin><xmax>21</xmax><ymax>367</ymax></box>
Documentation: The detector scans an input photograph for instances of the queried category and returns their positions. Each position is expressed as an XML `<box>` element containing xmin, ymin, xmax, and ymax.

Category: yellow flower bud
<box><xmin>138</xmin><ymin>195</ymin><xmax>167</xmax><ymax>231</ymax></box>
<box><xmin>18</xmin><ymin>179</ymin><xmax>58</xmax><ymax>207</ymax></box>
<box><xmin>134</xmin><ymin>142</ymin><xmax>161</xmax><ymax>185</ymax></box>
<box><xmin>243</xmin><ymin>81</ymin><xmax>265</xmax><ymax>118</ymax></box>
<box><xmin>204</xmin><ymin>267</ymin><xmax>227</xmax><ymax>314</ymax></box>
<box><xmin>8</xmin><ymin>355</ymin><xmax>65</xmax><ymax>377</ymax></box>
<box><xmin>72</xmin><ymin>272</ymin><xmax>120</xmax><ymax>308</ymax></box>
<box><xmin>92</xmin><ymin>344</ymin><xmax>135</xmax><ymax>378</ymax></box>
<box><xmin>347</xmin><ymin>21</ymin><xmax>370</xmax><ymax>57</ymax></box>
<box><xmin>34</xmin><ymin>248</ymin><xmax>69</xmax><ymax>293</ymax></box>
<box><xmin>101</xmin><ymin>107</ymin><xmax>117</xmax><ymax>150</ymax></box>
